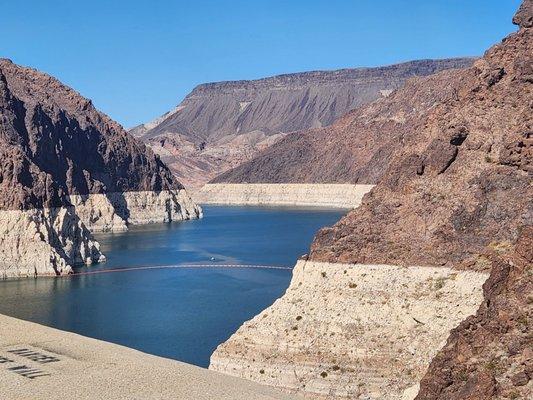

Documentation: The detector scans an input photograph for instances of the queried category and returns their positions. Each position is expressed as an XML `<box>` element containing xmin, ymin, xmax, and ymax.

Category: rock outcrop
<box><xmin>131</xmin><ymin>58</ymin><xmax>474</xmax><ymax>188</ymax></box>
<box><xmin>212</xmin><ymin>65</ymin><xmax>474</xmax><ymax>186</ymax></box>
<box><xmin>210</xmin><ymin>2</ymin><xmax>532</xmax><ymax>398</ymax></box>
<box><xmin>0</xmin><ymin>208</ymin><xmax>103</xmax><ymax>278</ymax></box>
<box><xmin>211</xmin><ymin>261</ymin><xmax>488</xmax><ymax>399</ymax></box>
<box><xmin>308</xmin><ymin>9</ymin><xmax>532</xmax><ymax>269</ymax></box>
<box><xmin>0</xmin><ymin>59</ymin><xmax>201</xmax><ymax>278</ymax></box>
<box><xmin>415</xmin><ymin>227</ymin><xmax>532</xmax><ymax>400</ymax></box>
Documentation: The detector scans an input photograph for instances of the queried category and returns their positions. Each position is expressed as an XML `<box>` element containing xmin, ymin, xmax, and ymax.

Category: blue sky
<box><xmin>0</xmin><ymin>0</ymin><xmax>521</xmax><ymax>128</ymax></box>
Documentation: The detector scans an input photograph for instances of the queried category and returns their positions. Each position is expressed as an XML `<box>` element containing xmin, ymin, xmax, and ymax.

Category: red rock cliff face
<box><xmin>0</xmin><ymin>59</ymin><xmax>182</xmax><ymax>211</ymax></box>
<box><xmin>306</xmin><ymin>2</ymin><xmax>532</xmax><ymax>268</ymax></box>
<box><xmin>212</xmin><ymin>65</ymin><xmax>470</xmax><ymax>185</ymax></box>
<box><xmin>414</xmin><ymin>5</ymin><xmax>533</xmax><ymax>398</ymax></box>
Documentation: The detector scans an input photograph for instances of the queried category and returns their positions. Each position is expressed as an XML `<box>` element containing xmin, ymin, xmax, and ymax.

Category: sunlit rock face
<box><xmin>131</xmin><ymin>58</ymin><xmax>474</xmax><ymax>189</ymax></box>
<box><xmin>210</xmin><ymin>260</ymin><xmax>488</xmax><ymax>399</ymax></box>
<box><xmin>211</xmin><ymin>1</ymin><xmax>532</xmax><ymax>399</ymax></box>
<box><xmin>0</xmin><ymin>59</ymin><xmax>201</xmax><ymax>278</ymax></box>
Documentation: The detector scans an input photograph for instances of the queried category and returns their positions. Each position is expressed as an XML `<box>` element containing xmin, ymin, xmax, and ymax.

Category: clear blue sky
<box><xmin>0</xmin><ymin>0</ymin><xmax>521</xmax><ymax>128</ymax></box>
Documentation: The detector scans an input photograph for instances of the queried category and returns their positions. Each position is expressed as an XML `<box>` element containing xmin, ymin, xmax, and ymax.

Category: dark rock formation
<box><xmin>131</xmin><ymin>58</ymin><xmax>474</xmax><ymax>188</ymax></box>
<box><xmin>0</xmin><ymin>59</ymin><xmax>200</xmax><ymax>278</ymax></box>
<box><xmin>0</xmin><ymin>58</ymin><xmax>182</xmax><ymax>211</ymax></box>
<box><xmin>212</xmin><ymin>67</ymin><xmax>469</xmax><ymax>184</ymax></box>
<box><xmin>307</xmin><ymin>7</ymin><xmax>532</xmax><ymax>267</ymax></box>
<box><xmin>416</xmin><ymin>227</ymin><xmax>532</xmax><ymax>400</ymax></box>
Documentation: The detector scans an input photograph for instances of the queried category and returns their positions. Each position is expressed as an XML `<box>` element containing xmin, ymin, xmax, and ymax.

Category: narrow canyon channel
<box><xmin>0</xmin><ymin>205</ymin><xmax>345</xmax><ymax>367</ymax></box>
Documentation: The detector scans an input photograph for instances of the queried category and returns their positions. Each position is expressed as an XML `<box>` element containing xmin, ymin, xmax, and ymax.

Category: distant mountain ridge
<box><xmin>131</xmin><ymin>58</ymin><xmax>474</xmax><ymax>188</ymax></box>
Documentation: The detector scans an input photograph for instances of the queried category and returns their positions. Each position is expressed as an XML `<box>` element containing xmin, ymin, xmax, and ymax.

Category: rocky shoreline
<box><xmin>0</xmin><ymin>59</ymin><xmax>203</xmax><ymax>279</ymax></box>
<box><xmin>0</xmin><ymin>189</ymin><xmax>202</xmax><ymax>279</ymax></box>
<box><xmin>210</xmin><ymin>260</ymin><xmax>488</xmax><ymax>399</ymax></box>
<box><xmin>208</xmin><ymin>2</ymin><xmax>533</xmax><ymax>398</ymax></box>
<box><xmin>0</xmin><ymin>207</ymin><xmax>104</xmax><ymax>279</ymax></box>
<box><xmin>70</xmin><ymin>189</ymin><xmax>202</xmax><ymax>232</ymax></box>
<box><xmin>194</xmin><ymin>184</ymin><xmax>374</xmax><ymax>208</ymax></box>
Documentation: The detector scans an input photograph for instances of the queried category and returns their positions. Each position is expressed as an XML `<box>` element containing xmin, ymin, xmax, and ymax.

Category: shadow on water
<box><xmin>0</xmin><ymin>205</ymin><xmax>346</xmax><ymax>367</ymax></box>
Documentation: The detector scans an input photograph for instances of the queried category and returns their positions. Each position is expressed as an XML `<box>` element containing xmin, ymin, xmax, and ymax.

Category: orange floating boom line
<box><xmin>57</xmin><ymin>263</ymin><xmax>293</xmax><ymax>278</ymax></box>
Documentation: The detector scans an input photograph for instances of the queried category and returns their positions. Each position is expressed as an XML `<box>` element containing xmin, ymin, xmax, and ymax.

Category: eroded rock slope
<box><xmin>0</xmin><ymin>59</ymin><xmax>201</xmax><ymax>278</ymax></box>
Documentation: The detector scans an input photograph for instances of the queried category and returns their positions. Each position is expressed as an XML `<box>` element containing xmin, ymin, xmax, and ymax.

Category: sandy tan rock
<box><xmin>194</xmin><ymin>184</ymin><xmax>374</xmax><ymax>208</ymax></box>
<box><xmin>71</xmin><ymin>190</ymin><xmax>202</xmax><ymax>232</ymax></box>
<box><xmin>0</xmin><ymin>208</ymin><xmax>104</xmax><ymax>279</ymax></box>
<box><xmin>210</xmin><ymin>260</ymin><xmax>488</xmax><ymax>399</ymax></box>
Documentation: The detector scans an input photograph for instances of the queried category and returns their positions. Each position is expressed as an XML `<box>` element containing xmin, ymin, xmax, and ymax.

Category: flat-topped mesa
<box><xmin>210</xmin><ymin>2</ymin><xmax>532</xmax><ymax>399</ymax></box>
<box><xmin>0</xmin><ymin>59</ymin><xmax>201</xmax><ymax>278</ymax></box>
<box><xmin>130</xmin><ymin>58</ymin><xmax>474</xmax><ymax>188</ymax></box>
<box><xmin>212</xmin><ymin>64</ymin><xmax>475</xmax><ymax>186</ymax></box>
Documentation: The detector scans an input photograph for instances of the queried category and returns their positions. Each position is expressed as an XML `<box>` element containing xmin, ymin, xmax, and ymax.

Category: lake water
<box><xmin>0</xmin><ymin>205</ymin><xmax>345</xmax><ymax>367</ymax></box>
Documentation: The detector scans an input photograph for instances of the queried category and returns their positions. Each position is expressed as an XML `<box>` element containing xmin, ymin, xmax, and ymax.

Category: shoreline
<box><xmin>193</xmin><ymin>183</ymin><xmax>375</xmax><ymax>208</ymax></box>
<box><xmin>0</xmin><ymin>189</ymin><xmax>202</xmax><ymax>279</ymax></box>
<box><xmin>0</xmin><ymin>313</ymin><xmax>300</xmax><ymax>400</ymax></box>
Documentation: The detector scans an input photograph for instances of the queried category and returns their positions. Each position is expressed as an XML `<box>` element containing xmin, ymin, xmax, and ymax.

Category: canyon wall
<box><xmin>0</xmin><ymin>59</ymin><xmax>201</xmax><ymax>278</ymax></box>
<box><xmin>209</xmin><ymin>2</ymin><xmax>532</xmax><ymax>399</ymax></box>
<box><xmin>0</xmin><ymin>207</ymin><xmax>104</xmax><ymax>278</ymax></box>
<box><xmin>70</xmin><ymin>190</ymin><xmax>201</xmax><ymax>232</ymax></box>
<box><xmin>131</xmin><ymin>58</ymin><xmax>474</xmax><ymax>188</ymax></box>
<box><xmin>194</xmin><ymin>184</ymin><xmax>374</xmax><ymax>208</ymax></box>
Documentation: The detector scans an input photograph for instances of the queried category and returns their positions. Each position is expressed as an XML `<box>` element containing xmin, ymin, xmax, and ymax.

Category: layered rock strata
<box><xmin>194</xmin><ymin>184</ymin><xmax>374</xmax><ymax>208</ymax></box>
<box><xmin>0</xmin><ymin>208</ymin><xmax>103</xmax><ymax>278</ymax></box>
<box><xmin>70</xmin><ymin>190</ymin><xmax>201</xmax><ymax>232</ymax></box>
<box><xmin>0</xmin><ymin>59</ymin><xmax>201</xmax><ymax>278</ymax></box>
<box><xmin>131</xmin><ymin>58</ymin><xmax>474</xmax><ymax>188</ymax></box>
<box><xmin>416</xmin><ymin>227</ymin><xmax>532</xmax><ymax>400</ymax></box>
<box><xmin>211</xmin><ymin>260</ymin><xmax>488</xmax><ymax>399</ymax></box>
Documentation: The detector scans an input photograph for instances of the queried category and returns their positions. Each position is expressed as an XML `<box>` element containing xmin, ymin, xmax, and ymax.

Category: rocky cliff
<box><xmin>0</xmin><ymin>59</ymin><xmax>201</xmax><ymax>278</ymax></box>
<box><xmin>308</xmin><ymin>12</ymin><xmax>532</xmax><ymax>269</ymax></box>
<box><xmin>212</xmin><ymin>65</ymin><xmax>474</xmax><ymax>185</ymax></box>
<box><xmin>131</xmin><ymin>58</ymin><xmax>474</xmax><ymax>188</ymax></box>
<box><xmin>210</xmin><ymin>2</ymin><xmax>532</xmax><ymax>398</ymax></box>
<box><xmin>416</xmin><ymin>227</ymin><xmax>532</xmax><ymax>400</ymax></box>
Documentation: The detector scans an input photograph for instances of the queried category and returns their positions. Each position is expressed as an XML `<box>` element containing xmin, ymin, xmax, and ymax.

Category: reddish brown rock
<box><xmin>132</xmin><ymin>58</ymin><xmax>474</xmax><ymax>188</ymax></box>
<box><xmin>0</xmin><ymin>59</ymin><xmax>183</xmax><ymax>211</ymax></box>
<box><xmin>415</xmin><ymin>227</ymin><xmax>532</xmax><ymax>400</ymax></box>
<box><xmin>306</xmin><ymin>2</ymin><xmax>532</xmax><ymax>268</ymax></box>
<box><xmin>212</xmin><ymin>66</ymin><xmax>469</xmax><ymax>185</ymax></box>
<box><xmin>0</xmin><ymin>60</ymin><xmax>200</xmax><ymax>278</ymax></box>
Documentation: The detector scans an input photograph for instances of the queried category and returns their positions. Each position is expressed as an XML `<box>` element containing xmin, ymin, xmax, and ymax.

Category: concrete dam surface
<box><xmin>0</xmin><ymin>314</ymin><xmax>300</xmax><ymax>400</ymax></box>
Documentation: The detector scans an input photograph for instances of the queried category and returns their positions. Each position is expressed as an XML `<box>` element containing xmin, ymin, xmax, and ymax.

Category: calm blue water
<box><xmin>0</xmin><ymin>205</ymin><xmax>344</xmax><ymax>367</ymax></box>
